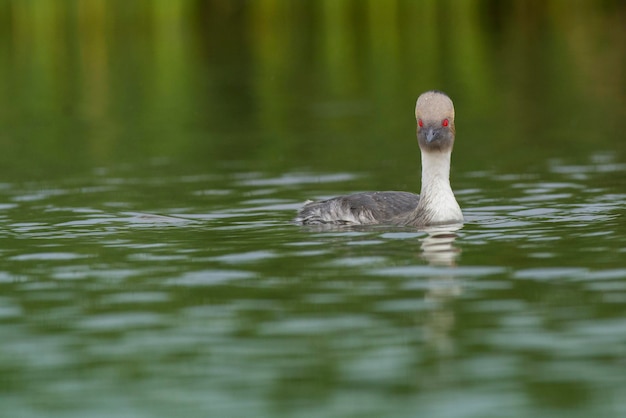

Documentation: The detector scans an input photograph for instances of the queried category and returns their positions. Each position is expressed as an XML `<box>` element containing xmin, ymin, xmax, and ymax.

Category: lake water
<box><xmin>1</xmin><ymin>2</ymin><xmax>626</xmax><ymax>417</ymax></box>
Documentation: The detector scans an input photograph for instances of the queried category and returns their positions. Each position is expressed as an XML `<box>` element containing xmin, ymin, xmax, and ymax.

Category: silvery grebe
<box><xmin>295</xmin><ymin>91</ymin><xmax>463</xmax><ymax>226</ymax></box>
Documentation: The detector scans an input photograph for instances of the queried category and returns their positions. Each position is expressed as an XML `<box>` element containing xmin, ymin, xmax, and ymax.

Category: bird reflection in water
<box><xmin>420</xmin><ymin>223</ymin><xmax>463</xmax><ymax>356</ymax></box>
<box><xmin>420</xmin><ymin>223</ymin><xmax>462</xmax><ymax>267</ymax></box>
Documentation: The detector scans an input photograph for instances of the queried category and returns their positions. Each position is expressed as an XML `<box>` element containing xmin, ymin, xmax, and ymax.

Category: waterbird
<box><xmin>295</xmin><ymin>90</ymin><xmax>463</xmax><ymax>227</ymax></box>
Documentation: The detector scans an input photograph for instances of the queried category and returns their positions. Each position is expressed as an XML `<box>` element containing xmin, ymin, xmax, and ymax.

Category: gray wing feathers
<box><xmin>294</xmin><ymin>191</ymin><xmax>419</xmax><ymax>225</ymax></box>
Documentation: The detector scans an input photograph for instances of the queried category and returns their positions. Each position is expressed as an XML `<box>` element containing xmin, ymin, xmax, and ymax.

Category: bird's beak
<box><xmin>425</xmin><ymin>127</ymin><xmax>439</xmax><ymax>143</ymax></box>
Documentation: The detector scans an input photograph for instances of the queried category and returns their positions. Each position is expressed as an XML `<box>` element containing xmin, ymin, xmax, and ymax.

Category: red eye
<box><xmin>418</xmin><ymin>119</ymin><xmax>423</xmax><ymax>128</ymax></box>
<box><xmin>442</xmin><ymin>119</ymin><xmax>449</xmax><ymax>127</ymax></box>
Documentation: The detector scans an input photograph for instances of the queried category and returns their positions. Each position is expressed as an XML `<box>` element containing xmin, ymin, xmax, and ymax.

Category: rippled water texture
<box><xmin>1</xmin><ymin>2</ymin><xmax>626</xmax><ymax>418</ymax></box>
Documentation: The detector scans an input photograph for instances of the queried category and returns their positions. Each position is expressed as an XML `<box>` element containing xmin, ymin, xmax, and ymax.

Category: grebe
<box><xmin>295</xmin><ymin>91</ymin><xmax>463</xmax><ymax>227</ymax></box>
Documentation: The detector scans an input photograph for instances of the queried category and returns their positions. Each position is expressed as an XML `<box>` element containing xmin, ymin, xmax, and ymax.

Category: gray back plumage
<box><xmin>295</xmin><ymin>191</ymin><xmax>419</xmax><ymax>225</ymax></box>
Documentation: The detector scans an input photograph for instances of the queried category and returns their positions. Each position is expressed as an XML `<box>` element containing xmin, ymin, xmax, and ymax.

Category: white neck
<box><xmin>413</xmin><ymin>150</ymin><xmax>462</xmax><ymax>224</ymax></box>
<box><xmin>421</xmin><ymin>151</ymin><xmax>452</xmax><ymax>192</ymax></box>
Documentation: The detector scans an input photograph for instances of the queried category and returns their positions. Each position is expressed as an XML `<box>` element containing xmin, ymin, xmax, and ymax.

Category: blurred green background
<box><xmin>0</xmin><ymin>0</ymin><xmax>625</xmax><ymax>183</ymax></box>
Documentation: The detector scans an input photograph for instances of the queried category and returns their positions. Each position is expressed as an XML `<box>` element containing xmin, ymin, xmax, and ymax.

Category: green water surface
<box><xmin>1</xmin><ymin>2</ymin><xmax>625</xmax><ymax>417</ymax></box>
